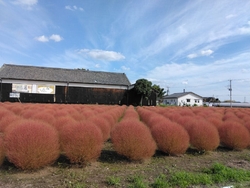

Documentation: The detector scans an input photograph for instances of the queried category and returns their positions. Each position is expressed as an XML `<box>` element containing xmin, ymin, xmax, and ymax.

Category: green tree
<box><xmin>152</xmin><ymin>84</ymin><xmax>166</xmax><ymax>104</ymax></box>
<box><xmin>134</xmin><ymin>79</ymin><xmax>152</xmax><ymax>106</ymax></box>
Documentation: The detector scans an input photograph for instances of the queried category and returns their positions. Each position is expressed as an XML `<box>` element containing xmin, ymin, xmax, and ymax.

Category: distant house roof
<box><xmin>163</xmin><ymin>92</ymin><xmax>203</xmax><ymax>99</ymax></box>
<box><xmin>0</xmin><ymin>64</ymin><xmax>131</xmax><ymax>86</ymax></box>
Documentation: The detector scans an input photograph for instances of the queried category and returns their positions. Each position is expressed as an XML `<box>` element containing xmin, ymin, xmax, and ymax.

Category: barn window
<box><xmin>186</xmin><ymin>99</ymin><xmax>190</xmax><ymax>102</ymax></box>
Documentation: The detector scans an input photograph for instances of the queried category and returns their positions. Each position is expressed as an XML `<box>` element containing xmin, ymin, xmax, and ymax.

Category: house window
<box><xmin>186</xmin><ymin>99</ymin><xmax>190</xmax><ymax>102</ymax></box>
<box><xmin>194</xmin><ymin>99</ymin><xmax>200</xmax><ymax>103</ymax></box>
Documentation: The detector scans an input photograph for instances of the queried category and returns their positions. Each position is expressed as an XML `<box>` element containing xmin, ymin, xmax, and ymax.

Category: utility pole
<box><xmin>166</xmin><ymin>86</ymin><xmax>169</xmax><ymax>96</ymax></box>
<box><xmin>228</xmin><ymin>80</ymin><xmax>232</xmax><ymax>108</ymax></box>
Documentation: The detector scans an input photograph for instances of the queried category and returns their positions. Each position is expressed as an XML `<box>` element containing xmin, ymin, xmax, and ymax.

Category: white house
<box><xmin>162</xmin><ymin>92</ymin><xmax>203</xmax><ymax>106</ymax></box>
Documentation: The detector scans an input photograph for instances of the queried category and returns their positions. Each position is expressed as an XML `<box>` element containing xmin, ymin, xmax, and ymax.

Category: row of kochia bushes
<box><xmin>0</xmin><ymin>103</ymin><xmax>250</xmax><ymax>170</ymax></box>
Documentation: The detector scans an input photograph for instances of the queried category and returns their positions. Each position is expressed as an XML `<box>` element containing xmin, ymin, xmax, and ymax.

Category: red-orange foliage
<box><xmin>187</xmin><ymin>119</ymin><xmax>220</xmax><ymax>151</ymax></box>
<box><xmin>111</xmin><ymin>120</ymin><xmax>156</xmax><ymax>160</ymax></box>
<box><xmin>89</xmin><ymin>116</ymin><xmax>111</xmax><ymax>141</ymax></box>
<box><xmin>30</xmin><ymin>111</ymin><xmax>56</xmax><ymax>125</ymax></box>
<box><xmin>206</xmin><ymin>117</ymin><xmax>223</xmax><ymax>129</ymax></box>
<box><xmin>0</xmin><ymin>115</ymin><xmax>21</xmax><ymax>133</ymax></box>
<box><xmin>52</xmin><ymin>116</ymin><xmax>77</xmax><ymax>132</ymax></box>
<box><xmin>0</xmin><ymin>135</ymin><xmax>4</xmax><ymax>166</ymax></box>
<box><xmin>60</xmin><ymin>121</ymin><xmax>103</xmax><ymax>164</ymax></box>
<box><xmin>219</xmin><ymin>121</ymin><xmax>250</xmax><ymax>150</ymax></box>
<box><xmin>122</xmin><ymin>106</ymin><xmax>139</xmax><ymax>120</ymax></box>
<box><xmin>4</xmin><ymin>120</ymin><xmax>60</xmax><ymax>170</ymax></box>
<box><xmin>150</xmin><ymin>121</ymin><xmax>190</xmax><ymax>155</ymax></box>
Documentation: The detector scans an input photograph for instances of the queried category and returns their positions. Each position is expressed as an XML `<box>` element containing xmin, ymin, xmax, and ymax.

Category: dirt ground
<box><xmin>0</xmin><ymin>141</ymin><xmax>250</xmax><ymax>188</ymax></box>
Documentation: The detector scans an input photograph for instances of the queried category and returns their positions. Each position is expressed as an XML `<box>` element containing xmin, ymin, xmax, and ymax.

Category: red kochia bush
<box><xmin>60</xmin><ymin>121</ymin><xmax>103</xmax><ymax>164</ymax></box>
<box><xmin>4</xmin><ymin>120</ymin><xmax>60</xmax><ymax>170</ymax></box>
<box><xmin>0</xmin><ymin>135</ymin><xmax>4</xmax><ymax>166</ymax></box>
<box><xmin>219</xmin><ymin>121</ymin><xmax>250</xmax><ymax>150</ymax></box>
<box><xmin>187</xmin><ymin>119</ymin><xmax>220</xmax><ymax>151</ymax></box>
<box><xmin>89</xmin><ymin>116</ymin><xmax>111</xmax><ymax>141</ymax></box>
<box><xmin>111</xmin><ymin>120</ymin><xmax>156</xmax><ymax>161</ymax></box>
<box><xmin>150</xmin><ymin>121</ymin><xmax>190</xmax><ymax>155</ymax></box>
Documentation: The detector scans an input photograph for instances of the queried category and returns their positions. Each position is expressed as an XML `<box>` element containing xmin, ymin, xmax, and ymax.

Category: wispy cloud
<box><xmin>187</xmin><ymin>49</ymin><xmax>214</xmax><ymax>59</ymax></box>
<box><xmin>35</xmin><ymin>35</ymin><xmax>49</xmax><ymax>42</ymax></box>
<box><xmin>12</xmin><ymin>0</ymin><xmax>38</xmax><ymax>9</ymax></box>
<box><xmin>49</xmin><ymin>34</ymin><xmax>63</xmax><ymax>42</ymax></box>
<box><xmin>35</xmin><ymin>34</ymin><xmax>63</xmax><ymax>42</ymax></box>
<box><xmin>201</xmin><ymin>49</ymin><xmax>214</xmax><ymax>56</ymax></box>
<box><xmin>78</xmin><ymin>49</ymin><xmax>125</xmax><ymax>61</ymax></box>
<box><xmin>226</xmin><ymin>14</ymin><xmax>237</xmax><ymax>19</ymax></box>
<box><xmin>65</xmin><ymin>5</ymin><xmax>84</xmax><ymax>11</ymax></box>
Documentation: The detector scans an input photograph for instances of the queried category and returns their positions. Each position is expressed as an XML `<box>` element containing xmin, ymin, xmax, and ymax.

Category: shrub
<box><xmin>89</xmin><ymin>116</ymin><xmax>111</xmax><ymax>141</ymax></box>
<box><xmin>219</xmin><ymin>121</ymin><xmax>250</xmax><ymax>150</ymax></box>
<box><xmin>4</xmin><ymin>120</ymin><xmax>60</xmax><ymax>170</ymax></box>
<box><xmin>60</xmin><ymin>121</ymin><xmax>103</xmax><ymax>164</ymax></box>
<box><xmin>0</xmin><ymin>134</ymin><xmax>5</xmax><ymax>166</ymax></box>
<box><xmin>122</xmin><ymin>106</ymin><xmax>139</xmax><ymax>120</ymax></box>
<box><xmin>150</xmin><ymin>121</ymin><xmax>190</xmax><ymax>155</ymax></box>
<box><xmin>0</xmin><ymin>115</ymin><xmax>21</xmax><ymax>133</ymax></box>
<box><xmin>52</xmin><ymin>116</ymin><xmax>77</xmax><ymax>132</ymax></box>
<box><xmin>206</xmin><ymin>117</ymin><xmax>223</xmax><ymax>129</ymax></box>
<box><xmin>187</xmin><ymin>120</ymin><xmax>220</xmax><ymax>151</ymax></box>
<box><xmin>111</xmin><ymin>120</ymin><xmax>156</xmax><ymax>161</ymax></box>
<box><xmin>30</xmin><ymin>111</ymin><xmax>56</xmax><ymax>125</ymax></box>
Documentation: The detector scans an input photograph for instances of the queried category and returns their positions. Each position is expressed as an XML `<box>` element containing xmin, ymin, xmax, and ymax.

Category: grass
<box><xmin>1</xmin><ymin>146</ymin><xmax>250</xmax><ymax>187</ymax></box>
<box><xmin>128</xmin><ymin>175</ymin><xmax>148</xmax><ymax>188</ymax></box>
<box><xmin>106</xmin><ymin>176</ymin><xmax>121</xmax><ymax>187</ymax></box>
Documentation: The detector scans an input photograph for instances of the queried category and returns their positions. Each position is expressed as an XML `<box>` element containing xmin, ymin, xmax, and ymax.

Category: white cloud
<box><xmin>65</xmin><ymin>5</ymin><xmax>84</xmax><ymax>11</ymax></box>
<box><xmin>239</xmin><ymin>27</ymin><xmax>250</xmax><ymax>34</ymax></box>
<box><xmin>187</xmin><ymin>53</ymin><xmax>198</xmax><ymax>59</ymax></box>
<box><xmin>226</xmin><ymin>14</ymin><xmax>236</xmax><ymax>19</ymax></box>
<box><xmin>121</xmin><ymin>66</ymin><xmax>130</xmax><ymax>71</ymax></box>
<box><xmin>35</xmin><ymin>35</ymin><xmax>49</xmax><ymax>42</ymax></box>
<box><xmin>201</xmin><ymin>49</ymin><xmax>214</xmax><ymax>56</ymax></box>
<box><xmin>12</xmin><ymin>0</ymin><xmax>37</xmax><ymax>8</ymax></box>
<box><xmin>35</xmin><ymin>34</ymin><xmax>63</xmax><ymax>42</ymax></box>
<box><xmin>78</xmin><ymin>49</ymin><xmax>125</xmax><ymax>61</ymax></box>
<box><xmin>187</xmin><ymin>50</ymin><xmax>213</xmax><ymax>59</ymax></box>
<box><xmin>49</xmin><ymin>34</ymin><xmax>63</xmax><ymax>42</ymax></box>
<box><xmin>65</xmin><ymin>5</ymin><xmax>73</xmax><ymax>11</ymax></box>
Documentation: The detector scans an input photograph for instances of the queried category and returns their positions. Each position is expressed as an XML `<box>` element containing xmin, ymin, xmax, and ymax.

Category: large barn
<box><xmin>0</xmin><ymin>64</ymin><xmax>132</xmax><ymax>104</ymax></box>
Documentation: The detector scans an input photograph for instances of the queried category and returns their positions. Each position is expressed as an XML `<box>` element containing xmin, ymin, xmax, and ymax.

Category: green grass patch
<box><xmin>106</xmin><ymin>176</ymin><xmax>121</xmax><ymax>187</ymax></box>
<box><xmin>203</xmin><ymin>163</ymin><xmax>250</xmax><ymax>183</ymax></box>
<box><xmin>128</xmin><ymin>175</ymin><xmax>148</xmax><ymax>188</ymax></box>
<box><xmin>148</xmin><ymin>163</ymin><xmax>250</xmax><ymax>188</ymax></box>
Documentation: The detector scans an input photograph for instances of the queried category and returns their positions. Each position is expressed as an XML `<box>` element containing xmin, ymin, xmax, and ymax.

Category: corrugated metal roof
<box><xmin>163</xmin><ymin>92</ymin><xmax>202</xmax><ymax>99</ymax></box>
<box><xmin>0</xmin><ymin>64</ymin><xmax>131</xmax><ymax>86</ymax></box>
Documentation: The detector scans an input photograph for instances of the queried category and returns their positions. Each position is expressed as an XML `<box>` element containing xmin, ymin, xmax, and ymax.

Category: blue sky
<box><xmin>1</xmin><ymin>0</ymin><xmax>250</xmax><ymax>102</ymax></box>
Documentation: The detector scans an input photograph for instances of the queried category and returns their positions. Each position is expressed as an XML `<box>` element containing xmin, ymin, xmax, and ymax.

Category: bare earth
<box><xmin>0</xmin><ymin>141</ymin><xmax>250</xmax><ymax>188</ymax></box>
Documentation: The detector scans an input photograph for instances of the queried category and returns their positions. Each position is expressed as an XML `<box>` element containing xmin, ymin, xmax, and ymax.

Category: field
<box><xmin>0</xmin><ymin>103</ymin><xmax>250</xmax><ymax>187</ymax></box>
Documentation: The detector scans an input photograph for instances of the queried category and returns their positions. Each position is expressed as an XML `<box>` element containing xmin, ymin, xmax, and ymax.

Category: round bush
<box><xmin>4</xmin><ymin>120</ymin><xmax>60</xmax><ymax>170</ymax></box>
<box><xmin>150</xmin><ymin>121</ymin><xmax>190</xmax><ymax>155</ymax></box>
<box><xmin>60</xmin><ymin>121</ymin><xmax>103</xmax><ymax>164</ymax></box>
<box><xmin>219</xmin><ymin>121</ymin><xmax>250</xmax><ymax>150</ymax></box>
<box><xmin>89</xmin><ymin>116</ymin><xmax>111</xmax><ymax>141</ymax></box>
<box><xmin>187</xmin><ymin>120</ymin><xmax>220</xmax><ymax>151</ymax></box>
<box><xmin>111</xmin><ymin>120</ymin><xmax>156</xmax><ymax>161</ymax></box>
<box><xmin>0</xmin><ymin>135</ymin><xmax>5</xmax><ymax>166</ymax></box>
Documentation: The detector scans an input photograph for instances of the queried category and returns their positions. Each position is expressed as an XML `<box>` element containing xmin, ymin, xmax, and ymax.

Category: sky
<box><xmin>1</xmin><ymin>0</ymin><xmax>250</xmax><ymax>102</ymax></box>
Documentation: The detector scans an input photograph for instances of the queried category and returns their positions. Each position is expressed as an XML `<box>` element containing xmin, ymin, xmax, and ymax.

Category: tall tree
<box><xmin>134</xmin><ymin>79</ymin><xmax>152</xmax><ymax>106</ymax></box>
<box><xmin>152</xmin><ymin>84</ymin><xmax>166</xmax><ymax>104</ymax></box>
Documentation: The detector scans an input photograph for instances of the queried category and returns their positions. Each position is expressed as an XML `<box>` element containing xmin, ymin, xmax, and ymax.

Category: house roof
<box><xmin>163</xmin><ymin>92</ymin><xmax>203</xmax><ymax>99</ymax></box>
<box><xmin>0</xmin><ymin>64</ymin><xmax>131</xmax><ymax>86</ymax></box>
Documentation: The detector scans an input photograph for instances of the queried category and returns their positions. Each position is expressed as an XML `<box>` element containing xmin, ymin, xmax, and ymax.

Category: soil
<box><xmin>0</xmin><ymin>141</ymin><xmax>250</xmax><ymax>188</ymax></box>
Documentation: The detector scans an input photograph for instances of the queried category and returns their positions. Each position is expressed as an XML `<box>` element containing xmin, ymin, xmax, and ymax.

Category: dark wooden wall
<box><xmin>0</xmin><ymin>83</ymin><xmax>156</xmax><ymax>106</ymax></box>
